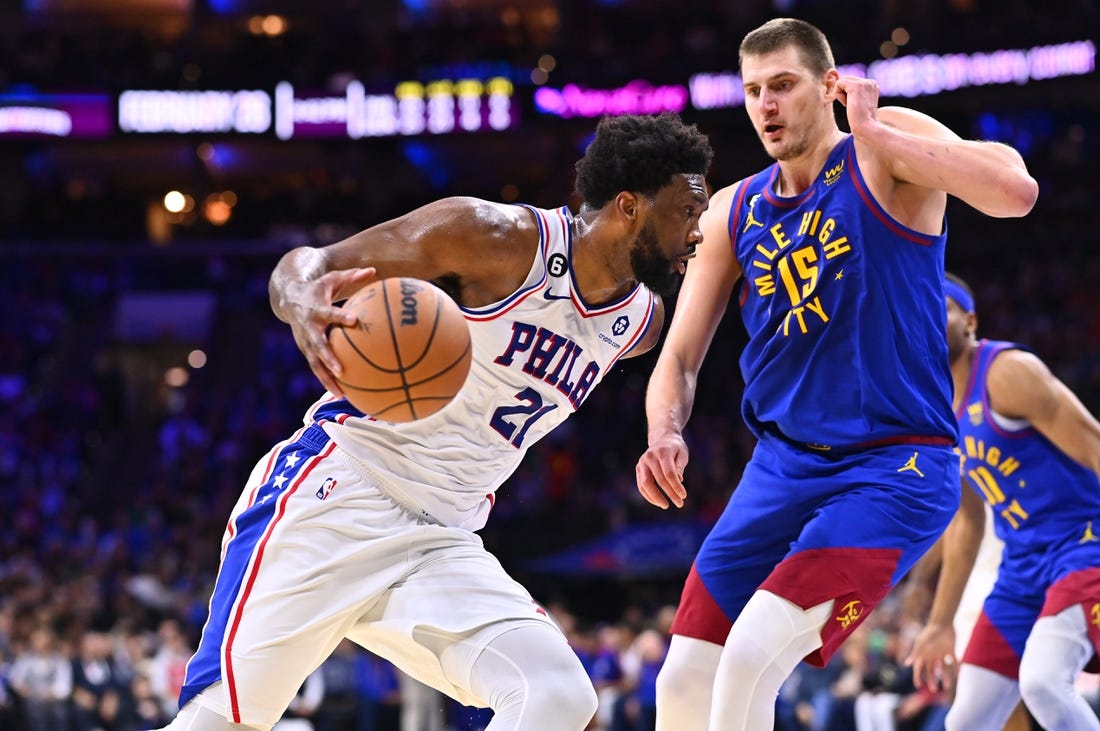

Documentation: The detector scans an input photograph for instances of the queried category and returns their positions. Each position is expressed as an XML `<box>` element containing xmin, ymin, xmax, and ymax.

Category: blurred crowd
<box><xmin>4</xmin><ymin>1</ymin><xmax>1100</xmax><ymax>729</ymax></box>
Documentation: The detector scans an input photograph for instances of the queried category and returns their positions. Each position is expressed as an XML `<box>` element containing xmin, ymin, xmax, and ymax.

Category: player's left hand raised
<box><xmin>834</xmin><ymin>75</ymin><xmax>881</xmax><ymax>138</ymax></box>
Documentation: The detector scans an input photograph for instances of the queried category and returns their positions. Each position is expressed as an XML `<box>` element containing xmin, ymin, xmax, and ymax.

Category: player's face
<box><xmin>742</xmin><ymin>46</ymin><xmax>833</xmax><ymax>162</ymax></box>
<box><xmin>946</xmin><ymin>296</ymin><xmax>975</xmax><ymax>364</ymax></box>
<box><xmin>630</xmin><ymin>174</ymin><xmax>709</xmax><ymax>296</ymax></box>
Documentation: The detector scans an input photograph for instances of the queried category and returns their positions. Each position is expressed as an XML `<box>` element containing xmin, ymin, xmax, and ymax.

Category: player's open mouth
<box><xmin>764</xmin><ymin>124</ymin><xmax>783</xmax><ymax>136</ymax></box>
<box><xmin>676</xmin><ymin>248</ymin><xmax>697</xmax><ymax>273</ymax></box>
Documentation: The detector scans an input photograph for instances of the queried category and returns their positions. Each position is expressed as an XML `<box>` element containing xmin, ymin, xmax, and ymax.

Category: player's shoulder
<box><xmin>424</xmin><ymin>197</ymin><xmax>542</xmax><ymax>243</ymax></box>
<box><xmin>707</xmin><ymin>176</ymin><xmax>755</xmax><ymax>212</ymax></box>
<box><xmin>985</xmin><ymin>346</ymin><xmax>1050</xmax><ymax>392</ymax></box>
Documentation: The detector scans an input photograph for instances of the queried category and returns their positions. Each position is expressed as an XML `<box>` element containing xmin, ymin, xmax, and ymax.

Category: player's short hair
<box><xmin>573</xmin><ymin>112</ymin><xmax>713</xmax><ymax>210</ymax></box>
<box><xmin>740</xmin><ymin>17</ymin><xmax>835</xmax><ymax>78</ymax></box>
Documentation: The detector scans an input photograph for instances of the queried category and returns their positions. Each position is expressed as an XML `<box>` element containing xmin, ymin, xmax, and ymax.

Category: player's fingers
<box><xmin>325</xmin><ymin>303</ymin><xmax>359</xmax><ymax>328</ymax></box>
<box><xmin>332</xmin><ymin>267</ymin><xmax>377</xmax><ymax>302</ymax></box>
<box><xmin>635</xmin><ymin>462</ymin><xmax>670</xmax><ymax>509</ymax></box>
<box><xmin>656</xmin><ymin>466</ymin><xmax>685</xmax><ymax>508</ymax></box>
<box><xmin>941</xmin><ymin>654</ymin><xmax>957</xmax><ymax>690</ymax></box>
<box><xmin>306</xmin><ymin>353</ymin><xmax>344</xmax><ymax>397</ymax></box>
<box><xmin>311</xmin><ymin>321</ymin><xmax>348</xmax><ymax>376</ymax></box>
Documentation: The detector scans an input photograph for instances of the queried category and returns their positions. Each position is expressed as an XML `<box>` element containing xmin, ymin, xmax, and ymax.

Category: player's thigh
<box><xmin>205</xmin><ymin>447</ymin><xmax>432</xmax><ymax>727</ymax></box>
<box><xmin>962</xmin><ymin>585</ymin><xmax>1043</xmax><ymax>676</ymax></box>
<box><xmin>792</xmin><ymin>444</ymin><xmax>959</xmax><ymax>580</ymax></box>
<box><xmin>349</xmin><ymin>534</ymin><xmax>560</xmax><ymax>709</ymax></box>
<box><xmin>691</xmin><ymin>441</ymin><xmax>819</xmax><ymax>621</ymax></box>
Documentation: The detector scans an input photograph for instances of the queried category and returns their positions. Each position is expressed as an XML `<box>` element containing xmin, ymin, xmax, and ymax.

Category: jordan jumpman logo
<box><xmin>897</xmin><ymin>452</ymin><xmax>925</xmax><ymax>478</ymax></box>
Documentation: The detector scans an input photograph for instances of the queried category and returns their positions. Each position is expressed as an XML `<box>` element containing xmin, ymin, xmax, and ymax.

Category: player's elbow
<box><xmin>989</xmin><ymin>171</ymin><xmax>1039</xmax><ymax>218</ymax></box>
<box><xmin>1008</xmin><ymin>174</ymin><xmax>1039</xmax><ymax>216</ymax></box>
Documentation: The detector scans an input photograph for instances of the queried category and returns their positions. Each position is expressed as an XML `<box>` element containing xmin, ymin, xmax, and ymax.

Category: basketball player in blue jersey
<box><xmin>155</xmin><ymin>113</ymin><xmax>712</xmax><ymax>731</ymax></box>
<box><xmin>905</xmin><ymin>272</ymin><xmax>1100</xmax><ymax>731</ymax></box>
<box><xmin>634</xmin><ymin>17</ymin><xmax>1038</xmax><ymax>731</ymax></box>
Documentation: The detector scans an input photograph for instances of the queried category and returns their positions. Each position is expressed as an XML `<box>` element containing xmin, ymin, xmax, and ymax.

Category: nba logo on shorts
<box><xmin>316</xmin><ymin>477</ymin><xmax>338</xmax><ymax>501</ymax></box>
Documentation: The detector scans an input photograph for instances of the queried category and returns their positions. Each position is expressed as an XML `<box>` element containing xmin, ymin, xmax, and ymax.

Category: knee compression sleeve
<box><xmin>458</xmin><ymin>623</ymin><xmax>596</xmax><ymax>731</ymax></box>
<box><xmin>709</xmin><ymin>590</ymin><xmax>831</xmax><ymax>730</ymax></box>
<box><xmin>1019</xmin><ymin>608</ymin><xmax>1100</xmax><ymax>731</ymax></box>
<box><xmin>945</xmin><ymin>664</ymin><xmax>1020</xmax><ymax>731</ymax></box>
<box><xmin>156</xmin><ymin>683</ymin><xmax>268</xmax><ymax>731</ymax></box>
<box><xmin>654</xmin><ymin>635</ymin><xmax>722</xmax><ymax>731</ymax></box>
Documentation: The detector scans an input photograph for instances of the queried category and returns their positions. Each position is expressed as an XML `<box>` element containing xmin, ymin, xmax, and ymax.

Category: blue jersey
<box><xmin>731</xmin><ymin>135</ymin><xmax>955</xmax><ymax>450</ymax></box>
<box><xmin>957</xmin><ymin>339</ymin><xmax>1100</xmax><ymax>588</ymax></box>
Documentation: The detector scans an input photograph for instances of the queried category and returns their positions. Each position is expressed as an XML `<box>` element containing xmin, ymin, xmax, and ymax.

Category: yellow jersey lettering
<box><xmin>782</xmin><ymin>296</ymin><xmax>828</xmax><ymax>336</ymax></box>
<box><xmin>804</xmin><ymin>297</ymin><xmax>829</xmax><ymax>322</ymax></box>
<box><xmin>968</xmin><ymin>465</ymin><xmax>1006</xmax><ymax>505</ymax></box>
<box><xmin>777</xmin><ymin>258</ymin><xmax>800</xmax><ymax>306</ymax></box>
<box><xmin>986</xmin><ymin>446</ymin><xmax>1001</xmax><ymax>468</ymax></box>
<box><xmin>752</xmin><ymin>259</ymin><xmax>771</xmax><ymax>271</ymax></box>
<box><xmin>964</xmin><ymin>435</ymin><xmax>978</xmax><ymax>458</ymax></box>
<box><xmin>1000</xmin><ymin>499</ymin><xmax>1029</xmax><ymax>529</ymax></box>
<box><xmin>783</xmin><ymin>305</ymin><xmax>807</xmax><ymax>336</ymax></box>
<box><xmin>792</xmin><ymin>247</ymin><xmax>820</xmax><ymax>299</ymax></box>
<box><xmin>798</xmin><ymin>210</ymin><xmax>822</xmax><ymax>237</ymax></box>
<box><xmin>754</xmin><ymin>274</ymin><xmax>776</xmax><ymax>297</ymax></box>
<box><xmin>823</xmin><ymin>235</ymin><xmax>851</xmax><ymax>260</ymax></box>
<box><xmin>963</xmin><ymin>438</ymin><xmax>1024</xmax><ymax>477</ymax></box>
<box><xmin>769</xmin><ymin>222</ymin><xmax>791</xmax><ymax>250</ymax></box>
<box><xmin>755</xmin><ymin>242</ymin><xmax>779</xmax><ymax>260</ymax></box>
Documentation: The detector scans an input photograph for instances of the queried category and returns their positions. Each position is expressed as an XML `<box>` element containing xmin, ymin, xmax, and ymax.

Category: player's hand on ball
<box><xmin>285</xmin><ymin>266</ymin><xmax>377</xmax><ymax>398</ymax></box>
<box><xmin>636</xmin><ymin>434</ymin><xmax>689</xmax><ymax>509</ymax></box>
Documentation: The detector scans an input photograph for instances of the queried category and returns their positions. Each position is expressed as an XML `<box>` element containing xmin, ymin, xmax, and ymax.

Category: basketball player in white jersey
<box><xmin>157</xmin><ymin>112</ymin><xmax>712</xmax><ymax>731</ymax></box>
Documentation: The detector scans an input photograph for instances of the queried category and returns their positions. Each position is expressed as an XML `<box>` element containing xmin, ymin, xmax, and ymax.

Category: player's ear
<box><xmin>615</xmin><ymin>192</ymin><xmax>640</xmax><ymax>228</ymax></box>
<box><xmin>823</xmin><ymin>69</ymin><xmax>840</xmax><ymax>101</ymax></box>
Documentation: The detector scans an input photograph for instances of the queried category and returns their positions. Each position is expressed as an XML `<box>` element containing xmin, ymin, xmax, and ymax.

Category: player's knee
<box><xmin>654</xmin><ymin>639</ymin><xmax>718</xmax><ymax>711</ymax></box>
<box><xmin>721</xmin><ymin>629</ymin><xmax>772</xmax><ymax>675</ymax></box>
<box><xmin>944</xmin><ymin>700</ymin><xmax>997</xmax><ymax>731</ymax></box>
<box><xmin>494</xmin><ymin>662</ymin><xmax>596</xmax><ymax>728</ymax></box>
<box><xmin>1018</xmin><ymin>661</ymin><xmax>1070</xmax><ymax>723</ymax></box>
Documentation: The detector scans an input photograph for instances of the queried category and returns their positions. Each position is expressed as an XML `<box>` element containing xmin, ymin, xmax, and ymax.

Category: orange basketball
<box><xmin>330</xmin><ymin>277</ymin><xmax>472</xmax><ymax>422</ymax></box>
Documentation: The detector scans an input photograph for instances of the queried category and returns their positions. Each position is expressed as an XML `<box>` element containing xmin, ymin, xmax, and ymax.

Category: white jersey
<box><xmin>311</xmin><ymin>204</ymin><xmax>657</xmax><ymax>530</ymax></box>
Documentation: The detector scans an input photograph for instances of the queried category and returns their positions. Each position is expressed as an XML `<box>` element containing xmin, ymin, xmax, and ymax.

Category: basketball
<box><xmin>329</xmin><ymin>277</ymin><xmax>472</xmax><ymax>422</ymax></box>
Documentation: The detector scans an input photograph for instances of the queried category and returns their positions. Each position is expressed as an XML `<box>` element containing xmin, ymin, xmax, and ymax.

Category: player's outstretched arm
<box><xmin>986</xmin><ymin>349</ymin><xmax>1100</xmax><ymax>479</ymax></box>
<box><xmin>636</xmin><ymin>183</ymin><xmax>743</xmax><ymax>510</ymax></box>
<box><xmin>836</xmin><ymin>75</ymin><xmax>1038</xmax><ymax>219</ymax></box>
<box><xmin>269</xmin><ymin>196</ymin><xmax>534</xmax><ymax>396</ymax></box>
<box><xmin>905</xmin><ymin>484</ymin><xmax>985</xmax><ymax>690</ymax></box>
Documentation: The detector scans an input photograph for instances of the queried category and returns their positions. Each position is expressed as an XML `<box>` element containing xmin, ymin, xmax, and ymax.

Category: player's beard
<box><xmin>630</xmin><ymin>219</ymin><xmax>682</xmax><ymax>297</ymax></box>
<box><xmin>766</xmin><ymin>125</ymin><xmax>811</xmax><ymax>161</ymax></box>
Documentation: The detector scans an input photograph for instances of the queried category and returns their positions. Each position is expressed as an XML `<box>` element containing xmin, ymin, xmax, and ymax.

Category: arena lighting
<box><xmin>275</xmin><ymin>78</ymin><xmax>516</xmax><ymax>140</ymax></box>
<box><xmin>119</xmin><ymin>90</ymin><xmax>272</xmax><ymax>133</ymax></box>
<box><xmin>688</xmin><ymin>39</ymin><xmax>1096</xmax><ymax>110</ymax></box>
<box><xmin>534</xmin><ymin>80</ymin><xmax>689</xmax><ymax>118</ymax></box>
<box><xmin>0</xmin><ymin>93</ymin><xmax>111</xmax><ymax>138</ymax></box>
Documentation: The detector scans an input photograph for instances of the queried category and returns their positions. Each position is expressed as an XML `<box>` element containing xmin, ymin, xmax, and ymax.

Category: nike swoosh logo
<box><xmin>543</xmin><ymin>290</ymin><xmax>571</xmax><ymax>301</ymax></box>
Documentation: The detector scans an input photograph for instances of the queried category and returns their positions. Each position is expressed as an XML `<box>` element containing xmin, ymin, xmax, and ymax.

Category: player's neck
<box><xmin>774</xmin><ymin>129</ymin><xmax>845</xmax><ymax>197</ymax></box>
<box><xmin>571</xmin><ymin>214</ymin><xmax>634</xmax><ymax>305</ymax></box>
